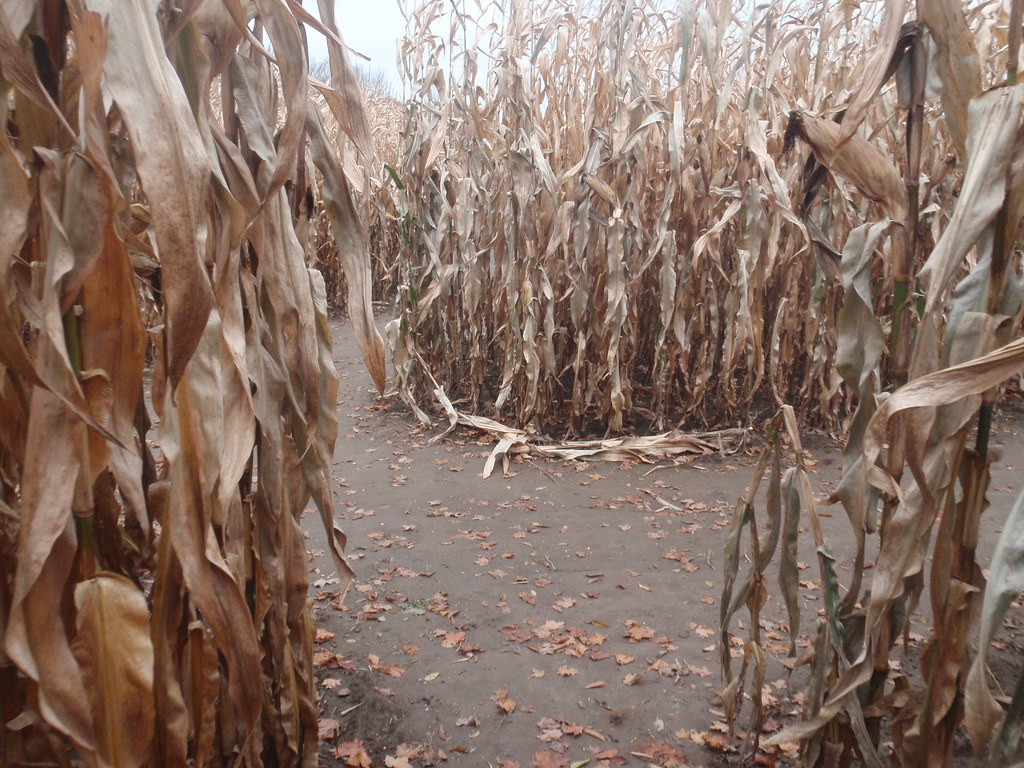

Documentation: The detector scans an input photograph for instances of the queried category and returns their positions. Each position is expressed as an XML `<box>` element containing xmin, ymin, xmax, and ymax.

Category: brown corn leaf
<box><xmin>86</xmin><ymin>0</ymin><xmax>213</xmax><ymax>389</ymax></box>
<box><xmin>794</xmin><ymin>112</ymin><xmax>906</xmax><ymax>220</ymax></box>
<box><xmin>313</xmin><ymin>0</ymin><xmax>375</xmax><ymax>160</ymax></box>
<box><xmin>965</xmin><ymin>486</ymin><xmax>1024</xmax><ymax>759</ymax></box>
<box><xmin>917</xmin><ymin>86</ymin><xmax>1024</xmax><ymax>318</ymax></box>
<box><xmin>834</xmin><ymin>0</ymin><xmax>908</xmax><ymax>148</ymax></box>
<box><xmin>918</xmin><ymin>0</ymin><xmax>982</xmax><ymax>160</ymax></box>
<box><xmin>305</xmin><ymin>104</ymin><xmax>387</xmax><ymax>394</ymax></box>
<box><xmin>71</xmin><ymin>574</ymin><xmax>155</xmax><ymax>768</ymax></box>
<box><xmin>771</xmin><ymin>335</ymin><xmax>1024</xmax><ymax>748</ymax></box>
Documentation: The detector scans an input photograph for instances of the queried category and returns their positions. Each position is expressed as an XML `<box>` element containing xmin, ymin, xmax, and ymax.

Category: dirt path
<box><xmin>308</xmin><ymin>317</ymin><xmax>1024</xmax><ymax>768</ymax></box>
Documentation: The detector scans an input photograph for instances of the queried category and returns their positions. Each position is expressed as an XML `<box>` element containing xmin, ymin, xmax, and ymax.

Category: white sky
<box><xmin>303</xmin><ymin>0</ymin><xmax>407</xmax><ymax>92</ymax></box>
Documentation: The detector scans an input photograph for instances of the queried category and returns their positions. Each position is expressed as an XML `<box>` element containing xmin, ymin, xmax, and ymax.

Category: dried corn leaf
<box><xmin>5</xmin><ymin>390</ymin><xmax>94</xmax><ymax>755</ymax></box>
<box><xmin>794</xmin><ymin>112</ymin><xmax>906</xmax><ymax>220</ymax></box>
<box><xmin>314</xmin><ymin>0</ymin><xmax>375</xmax><ymax>160</ymax></box>
<box><xmin>0</xmin><ymin>125</ymin><xmax>40</xmax><ymax>386</ymax></box>
<box><xmin>964</xmin><ymin>486</ymin><xmax>1024</xmax><ymax>754</ymax></box>
<box><xmin>72</xmin><ymin>574</ymin><xmax>155</xmax><ymax>768</ymax></box>
<box><xmin>161</xmin><ymin>316</ymin><xmax>263</xmax><ymax>739</ymax></box>
<box><xmin>918</xmin><ymin>0</ymin><xmax>982</xmax><ymax>160</ymax></box>
<box><xmin>306</xmin><ymin>104</ymin><xmax>388</xmax><ymax>394</ymax></box>
<box><xmin>528</xmin><ymin>430</ymin><xmax>739</xmax><ymax>463</ymax></box>
<box><xmin>918</xmin><ymin>86</ymin><xmax>1024</xmax><ymax>314</ymax></box>
<box><xmin>835</xmin><ymin>0</ymin><xmax>908</xmax><ymax>148</ymax></box>
<box><xmin>831</xmin><ymin>221</ymin><xmax>888</xmax><ymax>604</ymax></box>
<box><xmin>1</xmin><ymin>2</ymin><xmax>364</xmax><ymax>766</ymax></box>
<box><xmin>86</xmin><ymin>0</ymin><xmax>214</xmax><ymax>389</ymax></box>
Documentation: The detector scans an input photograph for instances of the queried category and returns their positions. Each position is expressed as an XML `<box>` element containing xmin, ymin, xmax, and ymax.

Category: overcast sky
<box><xmin>303</xmin><ymin>0</ymin><xmax>407</xmax><ymax>92</ymax></box>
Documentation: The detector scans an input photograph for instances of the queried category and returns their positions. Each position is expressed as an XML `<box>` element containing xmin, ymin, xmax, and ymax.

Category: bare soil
<box><xmin>307</xmin><ymin>317</ymin><xmax>1024</xmax><ymax>768</ymax></box>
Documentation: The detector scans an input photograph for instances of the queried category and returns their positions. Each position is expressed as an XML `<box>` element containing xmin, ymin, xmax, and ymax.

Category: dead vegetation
<box><xmin>385</xmin><ymin>0</ymin><xmax>1020</xmax><ymax>439</ymax></box>
<box><xmin>0</xmin><ymin>1</ymin><xmax>383</xmax><ymax>765</ymax></box>
<box><xmin>1</xmin><ymin>0</ymin><xmax>1023</xmax><ymax>766</ymax></box>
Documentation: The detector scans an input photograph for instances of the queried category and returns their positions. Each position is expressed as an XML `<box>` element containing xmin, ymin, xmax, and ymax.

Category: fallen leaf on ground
<box><xmin>537</xmin><ymin>717</ymin><xmax>564</xmax><ymax>742</ymax></box>
<box><xmin>533</xmin><ymin>751</ymin><xmax>569</xmax><ymax>768</ymax></box>
<box><xmin>334</xmin><ymin>740</ymin><xmax>372</xmax><ymax>767</ymax></box>
<box><xmin>553</xmin><ymin>597</ymin><xmax>576</xmax><ymax>612</ymax></box>
<box><xmin>368</xmin><ymin>654</ymin><xmax>404</xmax><ymax>677</ymax></box>
<box><xmin>491</xmin><ymin>688</ymin><xmax>516</xmax><ymax>713</ymax></box>
<box><xmin>624</xmin><ymin>620</ymin><xmax>655</xmax><ymax>642</ymax></box>
<box><xmin>439</xmin><ymin>631</ymin><xmax>466</xmax><ymax>647</ymax></box>
<box><xmin>319</xmin><ymin>718</ymin><xmax>340</xmax><ymax>741</ymax></box>
<box><xmin>630</xmin><ymin>739</ymin><xmax>689</xmax><ymax>767</ymax></box>
<box><xmin>693</xmin><ymin>624</ymin><xmax>714</xmax><ymax>639</ymax></box>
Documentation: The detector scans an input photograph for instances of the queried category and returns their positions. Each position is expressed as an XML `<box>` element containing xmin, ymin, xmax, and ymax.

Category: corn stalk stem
<box><xmin>885</xmin><ymin>31</ymin><xmax>925</xmax><ymax>489</ymax></box>
<box><xmin>64</xmin><ymin>307</ymin><xmax>98</xmax><ymax>580</ymax></box>
<box><xmin>895</xmin><ymin>26</ymin><xmax>925</xmax><ymax>383</ymax></box>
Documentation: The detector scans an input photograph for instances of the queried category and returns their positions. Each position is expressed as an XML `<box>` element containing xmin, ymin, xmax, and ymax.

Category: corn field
<box><xmin>388</xmin><ymin>0</ymin><xmax>1022</xmax><ymax>437</ymax></box>
<box><xmin>385</xmin><ymin>0</ymin><xmax>1024</xmax><ymax>765</ymax></box>
<box><xmin>0</xmin><ymin>1</ymin><xmax>384</xmax><ymax>765</ymax></box>
<box><xmin>3</xmin><ymin>0</ymin><xmax>1024</xmax><ymax>765</ymax></box>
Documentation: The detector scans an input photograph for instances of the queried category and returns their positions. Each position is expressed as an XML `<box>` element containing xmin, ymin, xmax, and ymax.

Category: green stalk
<box><xmin>895</xmin><ymin>26</ymin><xmax>924</xmax><ymax>383</ymax></box>
<box><xmin>884</xmin><ymin>29</ymin><xmax>925</xmax><ymax>494</ymax></box>
<box><xmin>889</xmin><ymin>226</ymin><xmax>912</xmax><ymax>391</ymax></box>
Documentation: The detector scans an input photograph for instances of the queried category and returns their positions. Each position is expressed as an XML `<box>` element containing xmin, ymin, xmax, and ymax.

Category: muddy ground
<box><xmin>307</xmin><ymin>317</ymin><xmax>1024</xmax><ymax>768</ymax></box>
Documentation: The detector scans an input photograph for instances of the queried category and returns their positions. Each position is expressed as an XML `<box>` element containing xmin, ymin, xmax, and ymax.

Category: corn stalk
<box><xmin>721</xmin><ymin>0</ymin><xmax>1024</xmax><ymax>764</ymax></box>
<box><xmin>0</xmin><ymin>1</ymin><xmax>384</xmax><ymax>765</ymax></box>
